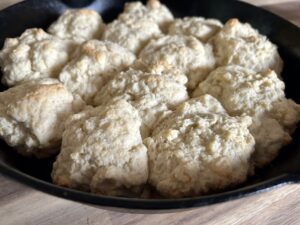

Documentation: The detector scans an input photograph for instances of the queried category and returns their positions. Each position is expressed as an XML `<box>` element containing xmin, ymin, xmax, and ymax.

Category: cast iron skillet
<box><xmin>0</xmin><ymin>0</ymin><xmax>300</xmax><ymax>212</ymax></box>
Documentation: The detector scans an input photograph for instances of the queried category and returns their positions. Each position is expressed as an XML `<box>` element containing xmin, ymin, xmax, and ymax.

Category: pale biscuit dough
<box><xmin>58</xmin><ymin>40</ymin><xmax>136</xmax><ymax>103</ymax></box>
<box><xmin>211</xmin><ymin>18</ymin><xmax>283</xmax><ymax>75</ymax></box>
<box><xmin>118</xmin><ymin>0</ymin><xmax>174</xmax><ymax>31</ymax></box>
<box><xmin>0</xmin><ymin>28</ymin><xmax>75</xmax><ymax>87</ymax></box>
<box><xmin>137</xmin><ymin>35</ymin><xmax>216</xmax><ymax>89</ymax></box>
<box><xmin>48</xmin><ymin>9</ymin><xmax>105</xmax><ymax>42</ymax></box>
<box><xmin>193</xmin><ymin>65</ymin><xmax>300</xmax><ymax>167</ymax></box>
<box><xmin>168</xmin><ymin>17</ymin><xmax>223</xmax><ymax>42</ymax></box>
<box><xmin>102</xmin><ymin>18</ymin><xmax>161</xmax><ymax>54</ymax></box>
<box><xmin>144</xmin><ymin>95</ymin><xmax>255</xmax><ymax>198</ymax></box>
<box><xmin>0</xmin><ymin>79</ymin><xmax>84</xmax><ymax>158</ymax></box>
<box><xmin>93</xmin><ymin>69</ymin><xmax>189</xmax><ymax>138</ymax></box>
<box><xmin>52</xmin><ymin>100</ymin><xmax>148</xmax><ymax>196</ymax></box>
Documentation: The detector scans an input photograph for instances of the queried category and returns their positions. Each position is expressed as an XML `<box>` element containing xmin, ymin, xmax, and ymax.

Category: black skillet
<box><xmin>0</xmin><ymin>0</ymin><xmax>300</xmax><ymax>212</ymax></box>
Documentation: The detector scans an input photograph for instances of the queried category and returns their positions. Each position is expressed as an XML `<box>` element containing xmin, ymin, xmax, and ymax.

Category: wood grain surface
<box><xmin>0</xmin><ymin>1</ymin><xmax>300</xmax><ymax>225</ymax></box>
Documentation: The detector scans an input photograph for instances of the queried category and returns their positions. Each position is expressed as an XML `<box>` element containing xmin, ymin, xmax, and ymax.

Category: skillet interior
<box><xmin>0</xmin><ymin>0</ymin><xmax>299</xmax><ymax>211</ymax></box>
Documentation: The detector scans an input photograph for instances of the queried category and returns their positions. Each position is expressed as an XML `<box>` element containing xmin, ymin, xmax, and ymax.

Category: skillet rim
<box><xmin>0</xmin><ymin>161</ymin><xmax>298</xmax><ymax>210</ymax></box>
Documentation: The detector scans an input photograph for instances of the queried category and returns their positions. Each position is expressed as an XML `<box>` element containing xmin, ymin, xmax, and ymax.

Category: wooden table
<box><xmin>1</xmin><ymin>0</ymin><xmax>300</xmax><ymax>224</ymax></box>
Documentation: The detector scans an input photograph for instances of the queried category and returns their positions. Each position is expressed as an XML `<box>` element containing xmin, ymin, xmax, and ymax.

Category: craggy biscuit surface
<box><xmin>168</xmin><ymin>17</ymin><xmax>223</xmax><ymax>42</ymax></box>
<box><xmin>0</xmin><ymin>79</ymin><xmax>83</xmax><ymax>158</ymax></box>
<box><xmin>93</xmin><ymin>69</ymin><xmax>189</xmax><ymax>137</ymax></box>
<box><xmin>0</xmin><ymin>28</ymin><xmax>75</xmax><ymax>86</ymax></box>
<box><xmin>144</xmin><ymin>95</ymin><xmax>255</xmax><ymax>197</ymax></box>
<box><xmin>118</xmin><ymin>0</ymin><xmax>174</xmax><ymax>31</ymax></box>
<box><xmin>102</xmin><ymin>18</ymin><xmax>161</xmax><ymax>54</ymax></box>
<box><xmin>48</xmin><ymin>9</ymin><xmax>105</xmax><ymax>42</ymax></box>
<box><xmin>137</xmin><ymin>35</ymin><xmax>216</xmax><ymax>89</ymax></box>
<box><xmin>193</xmin><ymin>66</ymin><xmax>300</xmax><ymax>167</ymax></box>
<box><xmin>52</xmin><ymin>100</ymin><xmax>148</xmax><ymax>196</ymax></box>
<box><xmin>58</xmin><ymin>40</ymin><xmax>136</xmax><ymax>103</ymax></box>
<box><xmin>211</xmin><ymin>19</ymin><xmax>283</xmax><ymax>75</ymax></box>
